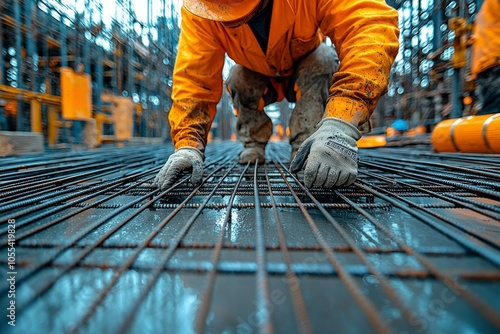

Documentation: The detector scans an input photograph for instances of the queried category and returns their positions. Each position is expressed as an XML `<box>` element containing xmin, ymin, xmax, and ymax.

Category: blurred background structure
<box><xmin>1</xmin><ymin>2</ymin><xmax>499</xmax><ymax>333</ymax></box>
<box><xmin>0</xmin><ymin>0</ymin><xmax>487</xmax><ymax>147</ymax></box>
<box><xmin>382</xmin><ymin>0</ymin><xmax>481</xmax><ymax>132</ymax></box>
<box><xmin>0</xmin><ymin>0</ymin><xmax>181</xmax><ymax>147</ymax></box>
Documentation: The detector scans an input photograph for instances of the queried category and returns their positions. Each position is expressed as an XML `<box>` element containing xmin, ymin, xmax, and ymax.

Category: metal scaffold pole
<box><xmin>0</xmin><ymin>1</ymin><xmax>4</xmax><ymax>85</ymax></box>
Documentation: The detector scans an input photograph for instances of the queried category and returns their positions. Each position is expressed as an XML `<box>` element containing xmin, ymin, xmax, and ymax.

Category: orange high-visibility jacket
<box><xmin>471</xmin><ymin>0</ymin><xmax>500</xmax><ymax>77</ymax></box>
<box><xmin>170</xmin><ymin>0</ymin><xmax>400</xmax><ymax>151</ymax></box>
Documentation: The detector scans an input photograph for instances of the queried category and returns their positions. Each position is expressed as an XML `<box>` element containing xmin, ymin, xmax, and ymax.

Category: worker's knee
<box><xmin>296</xmin><ymin>44</ymin><xmax>339</xmax><ymax>81</ymax></box>
<box><xmin>226</xmin><ymin>65</ymin><xmax>269</xmax><ymax>108</ymax></box>
<box><xmin>291</xmin><ymin>43</ymin><xmax>339</xmax><ymax>101</ymax></box>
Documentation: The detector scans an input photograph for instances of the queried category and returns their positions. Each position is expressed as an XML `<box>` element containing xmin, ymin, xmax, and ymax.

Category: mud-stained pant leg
<box><xmin>288</xmin><ymin>43</ymin><xmax>340</xmax><ymax>159</ymax></box>
<box><xmin>226</xmin><ymin>65</ymin><xmax>273</xmax><ymax>162</ymax></box>
<box><xmin>475</xmin><ymin>65</ymin><xmax>500</xmax><ymax>115</ymax></box>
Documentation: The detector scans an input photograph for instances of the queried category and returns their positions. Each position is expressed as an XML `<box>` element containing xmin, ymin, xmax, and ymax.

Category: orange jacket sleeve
<box><xmin>169</xmin><ymin>7</ymin><xmax>226</xmax><ymax>151</ymax></box>
<box><xmin>317</xmin><ymin>0</ymin><xmax>400</xmax><ymax>126</ymax></box>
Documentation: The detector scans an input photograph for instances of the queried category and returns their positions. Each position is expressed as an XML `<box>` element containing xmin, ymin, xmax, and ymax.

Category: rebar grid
<box><xmin>0</xmin><ymin>141</ymin><xmax>499</xmax><ymax>333</ymax></box>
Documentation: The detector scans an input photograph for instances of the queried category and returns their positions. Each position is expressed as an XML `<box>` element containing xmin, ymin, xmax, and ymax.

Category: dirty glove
<box><xmin>153</xmin><ymin>147</ymin><xmax>204</xmax><ymax>190</ymax></box>
<box><xmin>290</xmin><ymin>118</ymin><xmax>361</xmax><ymax>188</ymax></box>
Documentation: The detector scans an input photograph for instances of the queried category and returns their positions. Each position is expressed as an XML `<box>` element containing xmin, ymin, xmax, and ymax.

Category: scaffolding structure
<box><xmin>380</xmin><ymin>0</ymin><xmax>482</xmax><ymax>131</ymax></box>
<box><xmin>0</xmin><ymin>0</ymin><xmax>180</xmax><ymax>139</ymax></box>
<box><xmin>0</xmin><ymin>0</ymin><xmax>488</xmax><ymax>142</ymax></box>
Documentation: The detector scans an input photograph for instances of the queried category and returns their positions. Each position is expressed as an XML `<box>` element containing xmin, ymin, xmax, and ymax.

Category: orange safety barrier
<box><xmin>358</xmin><ymin>135</ymin><xmax>387</xmax><ymax>148</ymax></box>
<box><xmin>386</xmin><ymin>126</ymin><xmax>396</xmax><ymax>137</ymax></box>
<box><xmin>431</xmin><ymin>113</ymin><xmax>500</xmax><ymax>153</ymax></box>
<box><xmin>60</xmin><ymin>67</ymin><xmax>92</xmax><ymax>120</ymax></box>
<box><xmin>407</xmin><ymin>125</ymin><xmax>427</xmax><ymax>137</ymax></box>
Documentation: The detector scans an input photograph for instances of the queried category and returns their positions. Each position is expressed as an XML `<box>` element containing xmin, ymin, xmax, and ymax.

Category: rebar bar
<box><xmin>0</xmin><ymin>142</ymin><xmax>498</xmax><ymax>333</ymax></box>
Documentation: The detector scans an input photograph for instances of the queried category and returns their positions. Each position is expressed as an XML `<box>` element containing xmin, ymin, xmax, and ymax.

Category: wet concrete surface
<box><xmin>0</xmin><ymin>141</ymin><xmax>499</xmax><ymax>333</ymax></box>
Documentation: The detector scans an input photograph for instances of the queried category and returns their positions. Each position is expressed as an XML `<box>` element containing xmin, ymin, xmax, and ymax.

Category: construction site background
<box><xmin>0</xmin><ymin>0</ymin><xmax>488</xmax><ymax>150</ymax></box>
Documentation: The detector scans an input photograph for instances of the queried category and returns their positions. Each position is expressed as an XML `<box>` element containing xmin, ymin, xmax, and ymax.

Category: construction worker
<box><xmin>471</xmin><ymin>0</ymin><xmax>500</xmax><ymax>115</ymax></box>
<box><xmin>154</xmin><ymin>0</ymin><xmax>400</xmax><ymax>189</ymax></box>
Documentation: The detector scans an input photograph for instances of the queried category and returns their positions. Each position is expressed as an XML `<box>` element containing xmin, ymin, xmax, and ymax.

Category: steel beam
<box><xmin>25</xmin><ymin>0</ymin><xmax>35</xmax><ymax>91</ymax></box>
<box><xmin>0</xmin><ymin>3</ymin><xmax>4</xmax><ymax>85</ymax></box>
<box><xmin>59</xmin><ymin>14</ymin><xmax>68</xmax><ymax>67</ymax></box>
<box><xmin>96</xmin><ymin>47</ymin><xmax>103</xmax><ymax>113</ymax></box>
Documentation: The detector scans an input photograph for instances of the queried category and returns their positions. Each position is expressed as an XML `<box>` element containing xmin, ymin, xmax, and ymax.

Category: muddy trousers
<box><xmin>475</xmin><ymin>65</ymin><xmax>500</xmax><ymax>115</ymax></box>
<box><xmin>226</xmin><ymin>43</ymin><xmax>339</xmax><ymax>162</ymax></box>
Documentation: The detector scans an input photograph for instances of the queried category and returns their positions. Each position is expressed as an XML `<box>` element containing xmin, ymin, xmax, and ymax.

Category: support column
<box><xmin>31</xmin><ymin>99</ymin><xmax>42</xmax><ymax>132</ymax></box>
<box><xmin>451</xmin><ymin>70</ymin><xmax>463</xmax><ymax>118</ymax></box>
<box><xmin>431</xmin><ymin>0</ymin><xmax>444</xmax><ymax>125</ymax></box>
<box><xmin>14</xmin><ymin>0</ymin><xmax>22</xmax><ymax>88</ymax></box>
<box><xmin>14</xmin><ymin>0</ymin><xmax>23</xmax><ymax>131</ymax></box>
<box><xmin>60</xmin><ymin>15</ymin><xmax>68</xmax><ymax>67</ymax></box>
<box><xmin>0</xmin><ymin>2</ymin><xmax>4</xmax><ymax>85</ymax></box>
<box><xmin>450</xmin><ymin>0</ymin><xmax>467</xmax><ymax>119</ymax></box>
<box><xmin>84</xmin><ymin>2</ymin><xmax>91</xmax><ymax>75</ymax></box>
<box><xmin>96</xmin><ymin>47</ymin><xmax>103</xmax><ymax>113</ymax></box>
<box><xmin>127</xmin><ymin>41</ymin><xmax>134</xmax><ymax>98</ymax></box>
<box><xmin>26</xmin><ymin>0</ymin><xmax>35</xmax><ymax>91</ymax></box>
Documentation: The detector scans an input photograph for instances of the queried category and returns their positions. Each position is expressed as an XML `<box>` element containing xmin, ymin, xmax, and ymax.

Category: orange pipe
<box><xmin>431</xmin><ymin>113</ymin><xmax>500</xmax><ymax>153</ymax></box>
<box><xmin>358</xmin><ymin>135</ymin><xmax>387</xmax><ymax>148</ymax></box>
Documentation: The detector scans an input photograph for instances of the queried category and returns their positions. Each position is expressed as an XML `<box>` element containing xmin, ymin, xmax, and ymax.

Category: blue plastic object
<box><xmin>392</xmin><ymin>119</ymin><xmax>409</xmax><ymax>132</ymax></box>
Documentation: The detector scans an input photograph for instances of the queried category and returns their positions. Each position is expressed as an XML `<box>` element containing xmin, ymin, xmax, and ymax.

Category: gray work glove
<box><xmin>153</xmin><ymin>147</ymin><xmax>204</xmax><ymax>190</ymax></box>
<box><xmin>290</xmin><ymin>117</ymin><xmax>361</xmax><ymax>188</ymax></box>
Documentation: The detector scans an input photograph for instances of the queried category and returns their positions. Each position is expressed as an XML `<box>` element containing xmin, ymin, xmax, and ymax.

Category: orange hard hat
<box><xmin>183</xmin><ymin>0</ymin><xmax>262</xmax><ymax>22</ymax></box>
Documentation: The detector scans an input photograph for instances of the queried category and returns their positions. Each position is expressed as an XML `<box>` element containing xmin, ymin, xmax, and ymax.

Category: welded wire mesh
<box><xmin>0</xmin><ymin>141</ymin><xmax>499</xmax><ymax>333</ymax></box>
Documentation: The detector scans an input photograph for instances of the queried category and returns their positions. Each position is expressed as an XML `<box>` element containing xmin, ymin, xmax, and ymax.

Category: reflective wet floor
<box><xmin>1</xmin><ymin>141</ymin><xmax>499</xmax><ymax>333</ymax></box>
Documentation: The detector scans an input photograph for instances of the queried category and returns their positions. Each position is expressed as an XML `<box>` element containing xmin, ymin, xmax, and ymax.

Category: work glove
<box><xmin>290</xmin><ymin>117</ymin><xmax>361</xmax><ymax>188</ymax></box>
<box><xmin>153</xmin><ymin>147</ymin><xmax>204</xmax><ymax>190</ymax></box>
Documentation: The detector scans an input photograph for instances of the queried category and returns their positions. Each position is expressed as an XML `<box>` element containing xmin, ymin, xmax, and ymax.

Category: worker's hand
<box><xmin>154</xmin><ymin>147</ymin><xmax>204</xmax><ymax>190</ymax></box>
<box><xmin>290</xmin><ymin>118</ymin><xmax>361</xmax><ymax>188</ymax></box>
